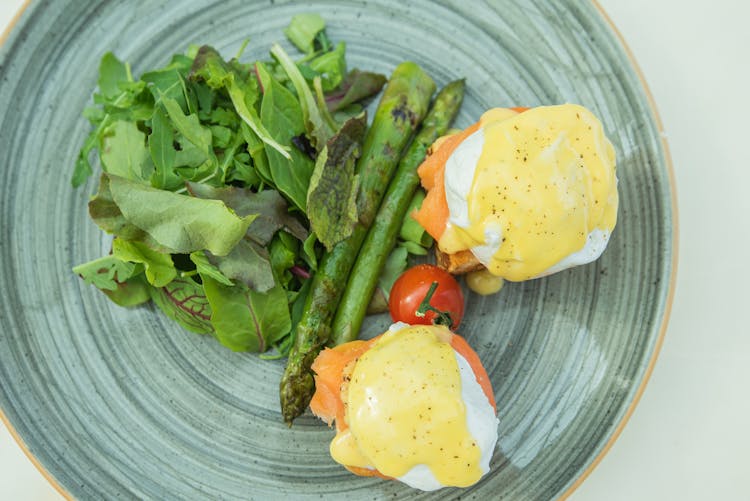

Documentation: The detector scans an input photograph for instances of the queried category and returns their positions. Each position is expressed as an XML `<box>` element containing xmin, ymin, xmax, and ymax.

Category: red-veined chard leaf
<box><xmin>325</xmin><ymin>69</ymin><xmax>387</xmax><ymax>112</ymax></box>
<box><xmin>150</xmin><ymin>277</ymin><xmax>213</xmax><ymax>335</ymax></box>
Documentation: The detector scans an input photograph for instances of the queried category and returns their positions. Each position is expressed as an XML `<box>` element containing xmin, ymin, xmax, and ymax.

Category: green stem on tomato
<box><xmin>415</xmin><ymin>281</ymin><xmax>453</xmax><ymax>327</ymax></box>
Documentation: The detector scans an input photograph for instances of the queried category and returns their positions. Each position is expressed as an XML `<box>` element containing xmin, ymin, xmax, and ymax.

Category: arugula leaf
<box><xmin>284</xmin><ymin>13</ymin><xmax>326</xmax><ymax>54</ymax></box>
<box><xmin>190</xmin><ymin>45</ymin><xmax>290</xmax><ymax>160</ymax></box>
<box><xmin>150</xmin><ymin>277</ymin><xmax>213</xmax><ymax>334</ymax></box>
<box><xmin>162</xmin><ymin>96</ymin><xmax>217</xmax><ymax>174</ymax></box>
<box><xmin>202</xmin><ymin>275</ymin><xmax>291</xmax><ymax>352</ymax></box>
<box><xmin>73</xmin><ymin>255</ymin><xmax>150</xmax><ymax>307</ymax></box>
<box><xmin>141</xmin><ymin>54</ymin><xmax>195</xmax><ymax>110</ymax></box>
<box><xmin>325</xmin><ymin>69</ymin><xmax>387</xmax><ymax>112</ymax></box>
<box><xmin>107</xmin><ymin>174</ymin><xmax>256</xmax><ymax>256</ymax></box>
<box><xmin>100</xmin><ymin>120</ymin><xmax>154</xmax><ymax>181</ymax></box>
<box><xmin>73</xmin><ymin>131</ymin><xmax>98</xmax><ymax>187</ymax></box>
<box><xmin>306</xmin><ymin>113</ymin><xmax>366</xmax><ymax>250</ymax></box>
<box><xmin>186</xmin><ymin>183</ymin><xmax>308</xmax><ymax>245</ymax></box>
<box><xmin>112</xmin><ymin>238</ymin><xmax>177</xmax><ymax>287</ymax></box>
<box><xmin>271</xmin><ymin>43</ymin><xmax>335</xmax><ymax>150</ymax></box>
<box><xmin>72</xmin><ymin>254</ymin><xmax>140</xmax><ymax>291</ymax></box>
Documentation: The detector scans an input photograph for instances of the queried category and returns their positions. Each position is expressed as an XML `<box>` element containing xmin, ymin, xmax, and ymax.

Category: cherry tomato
<box><xmin>388</xmin><ymin>264</ymin><xmax>464</xmax><ymax>330</ymax></box>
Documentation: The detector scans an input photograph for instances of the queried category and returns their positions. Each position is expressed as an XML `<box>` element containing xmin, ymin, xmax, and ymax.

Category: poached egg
<box><xmin>415</xmin><ymin>104</ymin><xmax>618</xmax><ymax>281</ymax></box>
<box><xmin>310</xmin><ymin>322</ymin><xmax>498</xmax><ymax>491</ymax></box>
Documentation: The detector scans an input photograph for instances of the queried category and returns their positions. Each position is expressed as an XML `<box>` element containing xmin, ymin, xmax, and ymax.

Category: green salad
<box><xmin>72</xmin><ymin>14</ymin><xmax>440</xmax><ymax>359</ymax></box>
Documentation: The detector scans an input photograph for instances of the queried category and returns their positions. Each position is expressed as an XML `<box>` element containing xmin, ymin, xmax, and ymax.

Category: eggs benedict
<box><xmin>310</xmin><ymin>322</ymin><xmax>498</xmax><ymax>491</ymax></box>
<box><xmin>412</xmin><ymin>104</ymin><xmax>618</xmax><ymax>281</ymax></box>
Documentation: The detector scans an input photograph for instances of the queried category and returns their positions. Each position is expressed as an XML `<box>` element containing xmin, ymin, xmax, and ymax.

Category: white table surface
<box><xmin>1</xmin><ymin>0</ymin><xmax>748</xmax><ymax>499</ymax></box>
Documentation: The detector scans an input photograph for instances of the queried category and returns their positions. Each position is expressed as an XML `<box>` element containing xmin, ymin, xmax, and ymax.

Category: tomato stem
<box><xmin>415</xmin><ymin>281</ymin><xmax>453</xmax><ymax>327</ymax></box>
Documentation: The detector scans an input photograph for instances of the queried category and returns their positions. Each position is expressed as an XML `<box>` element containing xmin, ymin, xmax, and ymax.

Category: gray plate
<box><xmin>0</xmin><ymin>1</ymin><xmax>675</xmax><ymax>499</ymax></box>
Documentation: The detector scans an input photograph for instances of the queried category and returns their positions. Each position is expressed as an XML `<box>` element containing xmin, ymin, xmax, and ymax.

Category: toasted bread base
<box><xmin>435</xmin><ymin>247</ymin><xmax>485</xmax><ymax>275</ymax></box>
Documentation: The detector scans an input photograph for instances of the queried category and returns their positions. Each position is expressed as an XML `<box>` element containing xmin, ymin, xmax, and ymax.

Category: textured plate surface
<box><xmin>0</xmin><ymin>1</ymin><xmax>674</xmax><ymax>499</ymax></box>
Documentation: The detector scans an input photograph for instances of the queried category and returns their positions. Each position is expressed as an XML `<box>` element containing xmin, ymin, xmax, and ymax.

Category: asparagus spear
<box><xmin>330</xmin><ymin>80</ymin><xmax>465</xmax><ymax>346</ymax></box>
<box><xmin>280</xmin><ymin>62</ymin><xmax>436</xmax><ymax>424</ymax></box>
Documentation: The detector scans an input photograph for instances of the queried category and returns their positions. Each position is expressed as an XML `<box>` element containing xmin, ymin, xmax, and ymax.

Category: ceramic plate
<box><xmin>0</xmin><ymin>1</ymin><xmax>675</xmax><ymax>499</ymax></box>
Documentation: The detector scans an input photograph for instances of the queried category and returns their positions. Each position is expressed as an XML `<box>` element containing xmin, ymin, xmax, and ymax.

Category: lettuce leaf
<box><xmin>107</xmin><ymin>174</ymin><xmax>256</xmax><ymax>256</ymax></box>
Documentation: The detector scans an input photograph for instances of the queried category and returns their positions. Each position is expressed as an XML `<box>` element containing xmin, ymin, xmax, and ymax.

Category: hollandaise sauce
<box><xmin>439</xmin><ymin>104</ymin><xmax>618</xmax><ymax>281</ymax></box>
<box><xmin>329</xmin><ymin>325</ymin><xmax>485</xmax><ymax>488</ymax></box>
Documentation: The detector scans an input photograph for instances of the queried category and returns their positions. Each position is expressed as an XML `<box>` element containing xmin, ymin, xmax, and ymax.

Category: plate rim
<box><xmin>0</xmin><ymin>1</ymin><xmax>679</xmax><ymax>499</ymax></box>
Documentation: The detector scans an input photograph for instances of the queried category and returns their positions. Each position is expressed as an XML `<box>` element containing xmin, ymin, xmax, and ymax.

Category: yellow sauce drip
<box><xmin>466</xmin><ymin>269</ymin><xmax>504</xmax><ymax>295</ymax></box>
<box><xmin>329</xmin><ymin>325</ymin><xmax>483</xmax><ymax>487</ymax></box>
<box><xmin>439</xmin><ymin>104</ymin><xmax>618</xmax><ymax>281</ymax></box>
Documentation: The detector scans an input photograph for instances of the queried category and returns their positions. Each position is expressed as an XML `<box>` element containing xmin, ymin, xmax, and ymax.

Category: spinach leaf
<box><xmin>206</xmin><ymin>239</ymin><xmax>275</xmax><ymax>293</ymax></box>
<box><xmin>271</xmin><ymin>43</ymin><xmax>335</xmax><ymax>150</ymax></box>
<box><xmin>141</xmin><ymin>54</ymin><xmax>195</xmax><ymax>110</ymax></box>
<box><xmin>306</xmin><ymin>113</ymin><xmax>366</xmax><ymax>250</ymax></box>
<box><xmin>256</xmin><ymin>62</ymin><xmax>316</xmax><ymax>211</ymax></box>
<box><xmin>112</xmin><ymin>238</ymin><xmax>177</xmax><ymax>287</ymax></box>
<box><xmin>150</xmin><ymin>277</ymin><xmax>213</xmax><ymax>334</ymax></box>
<box><xmin>202</xmin><ymin>275</ymin><xmax>291</xmax><ymax>352</ymax></box>
<box><xmin>107</xmin><ymin>174</ymin><xmax>256</xmax><ymax>256</ymax></box>
<box><xmin>284</xmin><ymin>13</ymin><xmax>326</xmax><ymax>54</ymax></box>
<box><xmin>269</xmin><ymin>232</ymin><xmax>297</xmax><ymax>287</ymax></box>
